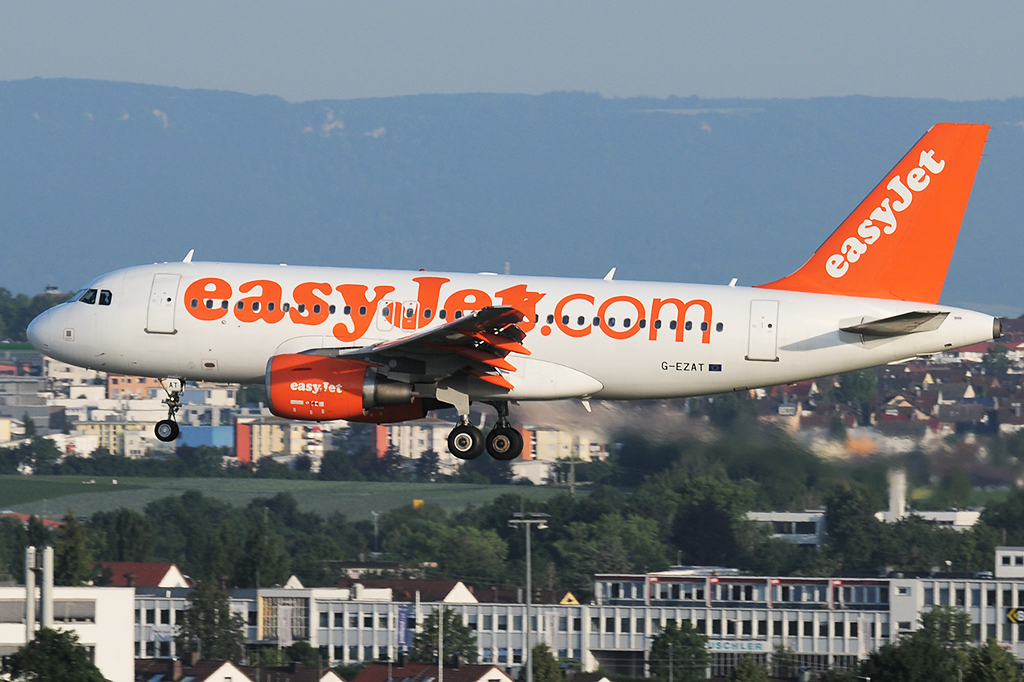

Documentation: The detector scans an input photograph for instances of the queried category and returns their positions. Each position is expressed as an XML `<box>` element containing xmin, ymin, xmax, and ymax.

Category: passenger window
<box><xmin>669</xmin><ymin>320</ymin><xmax>677</xmax><ymax>330</ymax></box>
<box><xmin>382</xmin><ymin>307</ymin><xmax>390</xmax><ymax>317</ymax></box>
<box><xmin>252</xmin><ymin>301</ymin><xmax>260</xmax><ymax>312</ymax></box>
<box><xmin>639</xmin><ymin>319</ymin><xmax>646</xmax><ymax>328</ymax></box>
<box><xmin>298</xmin><ymin>304</ymin><xmax>306</xmax><ymax>313</ymax></box>
<box><xmin>99</xmin><ymin>290</ymin><xmax>112</xmax><ymax>306</ymax></box>
<box><xmin>344</xmin><ymin>305</ymin><xmax>352</xmax><ymax>315</ymax></box>
<box><xmin>455</xmin><ymin>311</ymin><xmax>463</xmax><ymax>319</ymax></box>
<box><xmin>329</xmin><ymin>305</ymin><xmax>336</xmax><ymax>314</ymax></box>
<box><xmin>654</xmin><ymin>320</ymin><xmax>662</xmax><ymax>329</ymax></box>
<box><xmin>359</xmin><ymin>306</ymin><xmax>367</xmax><ymax>316</ymax></box>
<box><xmin>624</xmin><ymin>318</ymin><xmax>631</xmax><ymax>328</ymax></box>
<box><xmin>236</xmin><ymin>301</ymin><xmax>244</xmax><ymax>310</ymax></box>
<box><xmin>593</xmin><ymin>317</ymin><xmax>600</xmax><ymax>326</ymax></box>
<box><xmin>439</xmin><ymin>310</ymin><xmax>447</xmax><ymax>320</ymax></box>
<box><xmin>424</xmin><ymin>308</ymin><xmax>432</xmax><ymax>318</ymax></box>
<box><xmin>608</xmin><ymin>318</ymin><xmax>616</xmax><ymax>327</ymax></box>
<box><xmin>562</xmin><ymin>315</ymin><xmax>569</xmax><ymax>325</ymax></box>
<box><xmin>700</xmin><ymin>322</ymin><xmax>708</xmax><ymax>331</ymax></box>
<box><xmin>546</xmin><ymin>315</ymin><xmax>555</xmax><ymax>324</ymax></box>
<box><xmin>313</xmin><ymin>304</ymin><xmax>321</xmax><ymax>314</ymax></box>
<box><xmin>685</xmin><ymin>321</ymin><xmax>693</xmax><ymax>330</ymax></box>
<box><xmin>205</xmin><ymin>300</ymin><xmax>213</xmax><ymax>309</ymax></box>
<box><xmin>282</xmin><ymin>302</ymin><xmax>290</xmax><ymax>312</ymax></box>
<box><xmin>267</xmin><ymin>302</ymin><xmax>275</xmax><ymax>312</ymax></box>
<box><xmin>190</xmin><ymin>299</ymin><xmax>199</xmax><ymax>309</ymax></box>
<box><xmin>577</xmin><ymin>316</ymin><xmax>585</xmax><ymax>326</ymax></box>
<box><xmin>716</xmin><ymin>322</ymin><xmax>724</xmax><ymax>332</ymax></box>
<box><xmin>220</xmin><ymin>300</ymin><xmax>228</xmax><ymax>309</ymax></box>
<box><xmin>79</xmin><ymin>289</ymin><xmax>97</xmax><ymax>304</ymax></box>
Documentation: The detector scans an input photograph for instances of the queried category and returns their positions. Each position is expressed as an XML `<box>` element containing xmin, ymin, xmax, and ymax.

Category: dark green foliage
<box><xmin>416</xmin><ymin>449</ymin><xmax>441</xmax><ymax>481</ymax></box>
<box><xmin>2</xmin><ymin>627</ymin><xmax>108</xmax><ymax>682</ymax></box>
<box><xmin>516</xmin><ymin>643</ymin><xmax>561</xmax><ymax>682</ymax></box>
<box><xmin>175</xmin><ymin>580</ymin><xmax>247</xmax><ymax>663</ymax></box>
<box><xmin>727</xmin><ymin>656</ymin><xmax>768</xmax><ymax>682</ymax></box>
<box><xmin>285</xmin><ymin>640</ymin><xmax>323</xmax><ymax>668</ymax></box>
<box><xmin>412</xmin><ymin>606</ymin><xmax>479</xmax><ymax>664</ymax></box>
<box><xmin>89</xmin><ymin>507</ymin><xmax>153</xmax><ymax>562</ymax></box>
<box><xmin>0</xmin><ymin>289</ymin><xmax>71</xmax><ymax>342</ymax></box>
<box><xmin>54</xmin><ymin>510</ymin><xmax>95</xmax><ymax>586</ymax></box>
<box><xmin>0</xmin><ymin>517</ymin><xmax>26</xmax><ymax>581</ymax></box>
<box><xmin>648</xmin><ymin>621</ymin><xmax>709</xmax><ymax>682</ymax></box>
<box><xmin>966</xmin><ymin>638</ymin><xmax>1023</xmax><ymax>682</ymax></box>
<box><xmin>861</xmin><ymin>607</ymin><xmax>972</xmax><ymax>682</ymax></box>
<box><xmin>835</xmin><ymin>370</ymin><xmax>879</xmax><ymax>424</ymax></box>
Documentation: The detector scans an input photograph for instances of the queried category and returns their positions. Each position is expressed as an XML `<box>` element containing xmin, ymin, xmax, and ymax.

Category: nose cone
<box><xmin>27</xmin><ymin>309</ymin><xmax>57</xmax><ymax>353</ymax></box>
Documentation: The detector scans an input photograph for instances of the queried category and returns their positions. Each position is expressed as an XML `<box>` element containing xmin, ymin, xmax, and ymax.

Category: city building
<box><xmin>0</xmin><ymin>585</ymin><xmax>135</xmax><ymax>682</ymax></box>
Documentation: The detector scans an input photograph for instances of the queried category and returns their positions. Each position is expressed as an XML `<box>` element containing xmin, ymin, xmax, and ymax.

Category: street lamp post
<box><xmin>509</xmin><ymin>511</ymin><xmax>549</xmax><ymax>682</ymax></box>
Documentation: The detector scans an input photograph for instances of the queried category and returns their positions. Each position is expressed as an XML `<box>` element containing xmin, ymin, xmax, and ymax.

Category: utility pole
<box><xmin>509</xmin><ymin>506</ymin><xmax>549</xmax><ymax>682</ymax></box>
<box><xmin>438</xmin><ymin>606</ymin><xmax>444</xmax><ymax>682</ymax></box>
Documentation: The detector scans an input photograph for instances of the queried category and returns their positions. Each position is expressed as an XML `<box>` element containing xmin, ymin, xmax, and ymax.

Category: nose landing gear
<box><xmin>154</xmin><ymin>378</ymin><xmax>183</xmax><ymax>443</ymax></box>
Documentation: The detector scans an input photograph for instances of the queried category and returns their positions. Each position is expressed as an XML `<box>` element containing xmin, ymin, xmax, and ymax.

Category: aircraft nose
<box><xmin>27</xmin><ymin>309</ymin><xmax>59</xmax><ymax>352</ymax></box>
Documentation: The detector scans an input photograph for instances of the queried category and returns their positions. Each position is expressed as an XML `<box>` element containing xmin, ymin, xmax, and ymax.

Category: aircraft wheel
<box><xmin>155</xmin><ymin>420</ymin><xmax>180</xmax><ymax>442</ymax></box>
<box><xmin>486</xmin><ymin>426</ymin><xmax>523</xmax><ymax>461</ymax></box>
<box><xmin>448</xmin><ymin>424</ymin><xmax>485</xmax><ymax>460</ymax></box>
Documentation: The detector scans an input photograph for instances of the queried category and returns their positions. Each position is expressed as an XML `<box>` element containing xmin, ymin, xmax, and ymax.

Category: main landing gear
<box><xmin>154</xmin><ymin>378</ymin><xmax>183</xmax><ymax>442</ymax></box>
<box><xmin>446</xmin><ymin>402</ymin><xmax>524</xmax><ymax>461</ymax></box>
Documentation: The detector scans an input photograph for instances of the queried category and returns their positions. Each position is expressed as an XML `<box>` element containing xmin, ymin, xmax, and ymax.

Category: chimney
<box><xmin>40</xmin><ymin>547</ymin><xmax>53</xmax><ymax>629</ymax></box>
<box><xmin>887</xmin><ymin>469</ymin><xmax>907</xmax><ymax>522</ymax></box>
<box><xmin>24</xmin><ymin>547</ymin><xmax>36</xmax><ymax>641</ymax></box>
<box><xmin>168</xmin><ymin>658</ymin><xmax>183</xmax><ymax>681</ymax></box>
<box><xmin>125</xmin><ymin>573</ymin><xmax>136</xmax><ymax>588</ymax></box>
<box><xmin>188</xmin><ymin>651</ymin><xmax>200</xmax><ymax>666</ymax></box>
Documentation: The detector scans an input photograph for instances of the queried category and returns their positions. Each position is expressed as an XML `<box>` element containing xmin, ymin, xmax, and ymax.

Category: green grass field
<box><xmin>0</xmin><ymin>476</ymin><xmax>564</xmax><ymax>521</ymax></box>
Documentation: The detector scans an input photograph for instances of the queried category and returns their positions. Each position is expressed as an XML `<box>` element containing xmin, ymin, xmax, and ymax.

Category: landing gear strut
<box><xmin>155</xmin><ymin>378</ymin><xmax>183</xmax><ymax>442</ymax></box>
<box><xmin>484</xmin><ymin>401</ymin><xmax>524</xmax><ymax>461</ymax></box>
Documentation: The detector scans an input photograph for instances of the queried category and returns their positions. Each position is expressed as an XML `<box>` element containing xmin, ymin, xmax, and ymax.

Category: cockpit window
<box><xmin>79</xmin><ymin>289</ymin><xmax>98</xmax><ymax>305</ymax></box>
<box><xmin>99</xmin><ymin>290</ymin><xmax>112</xmax><ymax>306</ymax></box>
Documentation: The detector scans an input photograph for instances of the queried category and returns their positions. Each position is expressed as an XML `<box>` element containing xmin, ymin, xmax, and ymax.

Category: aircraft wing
<box><xmin>840</xmin><ymin>311</ymin><xmax>949</xmax><ymax>338</ymax></box>
<box><xmin>310</xmin><ymin>306</ymin><xmax>531</xmax><ymax>390</ymax></box>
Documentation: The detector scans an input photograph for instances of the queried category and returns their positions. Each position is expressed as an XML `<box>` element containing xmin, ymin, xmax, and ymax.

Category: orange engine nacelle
<box><xmin>266</xmin><ymin>354</ymin><xmax>426</xmax><ymax>423</ymax></box>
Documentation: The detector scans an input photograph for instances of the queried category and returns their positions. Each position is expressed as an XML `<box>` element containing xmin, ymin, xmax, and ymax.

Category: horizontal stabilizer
<box><xmin>840</xmin><ymin>311</ymin><xmax>949</xmax><ymax>337</ymax></box>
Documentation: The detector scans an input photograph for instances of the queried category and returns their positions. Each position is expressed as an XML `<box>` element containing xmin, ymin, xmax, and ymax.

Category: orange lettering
<box><xmin>333</xmin><ymin>284</ymin><xmax>395</xmax><ymax>342</ymax></box>
<box><xmin>412</xmin><ymin>276</ymin><xmax>450</xmax><ymax>329</ymax></box>
<box><xmin>598</xmin><ymin>296</ymin><xmax>645</xmax><ymax>340</ymax></box>
<box><xmin>554</xmin><ymin>293</ymin><xmax>594</xmax><ymax>338</ymax></box>
<box><xmin>183</xmin><ymin>277</ymin><xmax>231</xmax><ymax>321</ymax></box>
<box><xmin>234</xmin><ymin>280</ymin><xmax>286</xmax><ymax>324</ymax></box>
<box><xmin>289</xmin><ymin>282</ymin><xmax>333</xmax><ymax>326</ymax></box>
<box><xmin>443</xmin><ymin>289</ymin><xmax>492</xmax><ymax>321</ymax></box>
<box><xmin>495</xmin><ymin>284</ymin><xmax>545</xmax><ymax>332</ymax></box>
<box><xmin>649</xmin><ymin>298</ymin><xmax>713</xmax><ymax>343</ymax></box>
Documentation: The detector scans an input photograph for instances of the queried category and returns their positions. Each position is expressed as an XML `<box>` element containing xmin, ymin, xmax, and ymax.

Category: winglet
<box><xmin>182</xmin><ymin>249</ymin><xmax>195</xmax><ymax>263</ymax></box>
<box><xmin>758</xmin><ymin>123</ymin><xmax>989</xmax><ymax>303</ymax></box>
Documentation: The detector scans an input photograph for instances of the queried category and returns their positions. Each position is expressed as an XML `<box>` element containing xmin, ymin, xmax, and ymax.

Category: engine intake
<box><xmin>266</xmin><ymin>354</ymin><xmax>425</xmax><ymax>423</ymax></box>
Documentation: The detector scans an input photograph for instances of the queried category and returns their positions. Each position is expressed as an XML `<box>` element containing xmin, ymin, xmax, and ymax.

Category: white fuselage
<box><xmin>28</xmin><ymin>262</ymin><xmax>997</xmax><ymax>402</ymax></box>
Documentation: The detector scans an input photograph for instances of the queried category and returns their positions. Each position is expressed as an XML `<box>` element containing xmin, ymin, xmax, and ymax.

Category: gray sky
<box><xmin>2</xmin><ymin>1</ymin><xmax>1023</xmax><ymax>102</ymax></box>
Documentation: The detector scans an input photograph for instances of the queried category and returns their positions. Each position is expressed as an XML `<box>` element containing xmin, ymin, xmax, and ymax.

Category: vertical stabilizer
<box><xmin>758</xmin><ymin>123</ymin><xmax>989</xmax><ymax>303</ymax></box>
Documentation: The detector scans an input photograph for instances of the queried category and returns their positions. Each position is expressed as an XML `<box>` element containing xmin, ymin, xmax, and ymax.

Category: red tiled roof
<box><xmin>101</xmin><ymin>562</ymin><xmax>185</xmax><ymax>587</ymax></box>
<box><xmin>1</xmin><ymin>512</ymin><xmax>62</xmax><ymax>529</ymax></box>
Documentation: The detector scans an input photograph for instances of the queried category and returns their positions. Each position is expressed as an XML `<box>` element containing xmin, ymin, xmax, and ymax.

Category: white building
<box><xmin>0</xmin><ymin>585</ymin><xmax>135</xmax><ymax>682</ymax></box>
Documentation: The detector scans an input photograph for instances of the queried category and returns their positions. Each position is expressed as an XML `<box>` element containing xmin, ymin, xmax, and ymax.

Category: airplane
<box><xmin>27</xmin><ymin>122</ymin><xmax>1000</xmax><ymax>461</ymax></box>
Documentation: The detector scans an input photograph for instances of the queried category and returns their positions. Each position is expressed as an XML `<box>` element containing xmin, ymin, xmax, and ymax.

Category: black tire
<box><xmin>155</xmin><ymin>420</ymin><xmax>180</xmax><ymax>442</ymax></box>
<box><xmin>486</xmin><ymin>426</ymin><xmax>524</xmax><ymax>461</ymax></box>
<box><xmin>447</xmin><ymin>424</ymin><xmax>485</xmax><ymax>460</ymax></box>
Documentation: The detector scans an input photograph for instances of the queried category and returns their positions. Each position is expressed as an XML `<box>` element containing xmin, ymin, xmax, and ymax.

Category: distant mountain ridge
<box><xmin>1</xmin><ymin>78</ymin><xmax>1022</xmax><ymax>314</ymax></box>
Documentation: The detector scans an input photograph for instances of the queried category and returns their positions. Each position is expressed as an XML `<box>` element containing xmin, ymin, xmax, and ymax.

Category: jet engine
<box><xmin>266</xmin><ymin>353</ymin><xmax>426</xmax><ymax>423</ymax></box>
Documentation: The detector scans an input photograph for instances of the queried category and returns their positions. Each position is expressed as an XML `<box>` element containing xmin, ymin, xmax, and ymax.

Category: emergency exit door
<box><xmin>746</xmin><ymin>300</ymin><xmax>779</xmax><ymax>361</ymax></box>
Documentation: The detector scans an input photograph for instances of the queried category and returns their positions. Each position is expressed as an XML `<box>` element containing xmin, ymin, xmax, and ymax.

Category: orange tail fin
<box><xmin>758</xmin><ymin>123</ymin><xmax>989</xmax><ymax>303</ymax></box>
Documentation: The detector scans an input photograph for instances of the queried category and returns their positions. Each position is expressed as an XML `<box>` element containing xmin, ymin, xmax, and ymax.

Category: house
<box><xmin>352</xmin><ymin>661</ymin><xmax>512</xmax><ymax>682</ymax></box>
<box><xmin>101</xmin><ymin>562</ymin><xmax>191</xmax><ymax>588</ymax></box>
<box><xmin>136</xmin><ymin>656</ymin><xmax>253</xmax><ymax>682</ymax></box>
<box><xmin>0</xmin><ymin>512</ymin><xmax>63</xmax><ymax>529</ymax></box>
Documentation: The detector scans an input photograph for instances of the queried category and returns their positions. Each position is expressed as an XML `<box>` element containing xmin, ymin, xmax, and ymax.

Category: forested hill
<box><xmin>2</xmin><ymin>78</ymin><xmax>1024</xmax><ymax>314</ymax></box>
